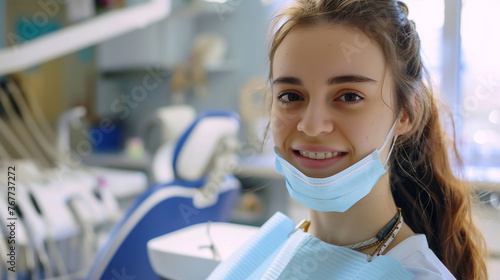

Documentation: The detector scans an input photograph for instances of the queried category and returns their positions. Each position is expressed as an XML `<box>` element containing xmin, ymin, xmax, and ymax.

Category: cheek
<box><xmin>270</xmin><ymin>114</ymin><xmax>287</xmax><ymax>140</ymax></box>
<box><xmin>270</xmin><ymin>109</ymin><xmax>296</xmax><ymax>142</ymax></box>
<box><xmin>366</xmin><ymin>122</ymin><xmax>390</xmax><ymax>150</ymax></box>
<box><xmin>344</xmin><ymin>119</ymin><xmax>379</xmax><ymax>150</ymax></box>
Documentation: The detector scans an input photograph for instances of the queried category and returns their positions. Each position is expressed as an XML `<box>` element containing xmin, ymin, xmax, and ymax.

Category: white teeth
<box><xmin>299</xmin><ymin>151</ymin><xmax>342</xmax><ymax>160</ymax></box>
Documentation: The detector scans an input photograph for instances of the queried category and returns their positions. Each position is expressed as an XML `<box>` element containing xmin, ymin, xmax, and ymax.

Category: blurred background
<box><xmin>0</xmin><ymin>0</ymin><xmax>498</xmax><ymax>279</ymax></box>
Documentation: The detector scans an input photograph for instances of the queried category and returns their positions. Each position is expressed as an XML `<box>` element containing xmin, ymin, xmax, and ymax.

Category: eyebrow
<box><xmin>272</xmin><ymin>75</ymin><xmax>377</xmax><ymax>86</ymax></box>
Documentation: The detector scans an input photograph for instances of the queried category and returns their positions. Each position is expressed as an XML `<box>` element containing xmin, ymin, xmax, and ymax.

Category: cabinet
<box><xmin>97</xmin><ymin>0</ymin><xmax>234</xmax><ymax>74</ymax></box>
<box><xmin>0</xmin><ymin>0</ymin><xmax>170</xmax><ymax>76</ymax></box>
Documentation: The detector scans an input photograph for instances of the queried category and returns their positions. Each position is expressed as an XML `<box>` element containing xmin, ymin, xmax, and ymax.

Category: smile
<box><xmin>298</xmin><ymin>151</ymin><xmax>346</xmax><ymax>160</ymax></box>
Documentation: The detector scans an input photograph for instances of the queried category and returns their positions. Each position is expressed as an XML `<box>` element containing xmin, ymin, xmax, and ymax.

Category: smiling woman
<box><xmin>271</xmin><ymin>25</ymin><xmax>400</xmax><ymax>179</ymax></box>
<box><xmin>207</xmin><ymin>1</ymin><xmax>488</xmax><ymax>279</ymax></box>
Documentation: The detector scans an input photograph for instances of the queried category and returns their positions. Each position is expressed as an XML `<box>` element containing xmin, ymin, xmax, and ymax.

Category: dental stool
<box><xmin>87</xmin><ymin>111</ymin><xmax>242</xmax><ymax>280</ymax></box>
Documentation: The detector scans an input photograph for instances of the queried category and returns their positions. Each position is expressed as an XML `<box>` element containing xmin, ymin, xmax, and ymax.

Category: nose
<box><xmin>297</xmin><ymin>103</ymin><xmax>334</xmax><ymax>136</ymax></box>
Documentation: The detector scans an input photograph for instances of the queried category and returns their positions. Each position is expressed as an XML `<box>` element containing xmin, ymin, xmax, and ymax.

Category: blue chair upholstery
<box><xmin>87</xmin><ymin>111</ymin><xmax>241</xmax><ymax>280</ymax></box>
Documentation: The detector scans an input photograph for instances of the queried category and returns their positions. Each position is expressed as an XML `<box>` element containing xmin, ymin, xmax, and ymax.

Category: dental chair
<box><xmin>87</xmin><ymin>111</ymin><xmax>242</xmax><ymax>280</ymax></box>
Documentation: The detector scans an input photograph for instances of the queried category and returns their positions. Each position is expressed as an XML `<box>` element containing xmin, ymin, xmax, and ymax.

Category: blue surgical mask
<box><xmin>274</xmin><ymin>120</ymin><xmax>399</xmax><ymax>212</ymax></box>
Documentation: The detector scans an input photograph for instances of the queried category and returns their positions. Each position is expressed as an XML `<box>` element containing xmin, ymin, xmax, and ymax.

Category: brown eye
<box><xmin>337</xmin><ymin>92</ymin><xmax>363</xmax><ymax>103</ymax></box>
<box><xmin>278</xmin><ymin>91</ymin><xmax>303</xmax><ymax>103</ymax></box>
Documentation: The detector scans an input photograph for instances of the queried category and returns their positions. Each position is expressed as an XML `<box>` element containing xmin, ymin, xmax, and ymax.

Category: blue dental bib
<box><xmin>207</xmin><ymin>212</ymin><xmax>414</xmax><ymax>280</ymax></box>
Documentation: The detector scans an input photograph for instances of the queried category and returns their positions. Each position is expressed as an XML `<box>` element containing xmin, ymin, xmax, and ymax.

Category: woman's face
<box><xmin>271</xmin><ymin>24</ymin><xmax>402</xmax><ymax>178</ymax></box>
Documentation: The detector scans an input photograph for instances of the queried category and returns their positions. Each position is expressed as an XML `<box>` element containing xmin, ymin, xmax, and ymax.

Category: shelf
<box><xmin>100</xmin><ymin>61</ymin><xmax>235</xmax><ymax>77</ymax></box>
<box><xmin>170</xmin><ymin>1</ymin><xmax>232</xmax><ymax>20</ymax></box>
<box><xmin>0</xmin><ymin>0</ymin><xmax>171</xmax><ymax>76</ymax></box>
<box><xmin>82</xmin><ymin>152</ymin><xmax>151</xmax><ymax>171</ymax></box>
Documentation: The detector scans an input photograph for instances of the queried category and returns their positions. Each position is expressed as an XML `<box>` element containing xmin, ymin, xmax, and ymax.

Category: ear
<box><xmin>395</xmin><ymin>109</ymin><xmax>412</xmax><ymax>136</ymax></box>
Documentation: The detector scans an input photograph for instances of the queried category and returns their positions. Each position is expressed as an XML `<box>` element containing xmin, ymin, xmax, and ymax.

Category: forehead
<box><xmin>272</xmin><ymin>24</ymin><xmax>386</xmax><ymax>81</ymax></box>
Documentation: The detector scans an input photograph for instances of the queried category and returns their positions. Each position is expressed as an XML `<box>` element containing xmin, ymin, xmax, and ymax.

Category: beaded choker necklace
<box><xmin>290</xmin><ymin>208</ymin><xmax>403</xmax><ymax>262</ymax></box>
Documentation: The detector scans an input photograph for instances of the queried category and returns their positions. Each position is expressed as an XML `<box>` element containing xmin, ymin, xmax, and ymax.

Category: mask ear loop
<box><xmin>383</xmin><ymin>135</ymin><xmax>398</xmax><ymax>168</ymax></box>
<box><xmin>380</xmin><ymin>115</ymin><xmax>401</xmax><ymax>168</ymax></box>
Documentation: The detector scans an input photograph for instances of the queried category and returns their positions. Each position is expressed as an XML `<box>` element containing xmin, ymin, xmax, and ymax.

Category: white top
<box><xmin>386</xmin><ymin>234</ymin><xmax>456</xmax><ymax>280</ymax></box>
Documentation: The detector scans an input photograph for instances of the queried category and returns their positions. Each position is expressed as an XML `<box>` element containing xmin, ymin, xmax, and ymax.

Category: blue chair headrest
<box><xmin>172</xmin><ymin>110</ymin><xmax>240</xmax><ymax>185</ymax></box>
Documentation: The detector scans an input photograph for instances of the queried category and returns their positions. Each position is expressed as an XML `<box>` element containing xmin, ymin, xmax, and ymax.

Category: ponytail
<box><xmin>391</xmin><ymin>84</ymin><xmax>488</xmax><ymax>279</ymax></box>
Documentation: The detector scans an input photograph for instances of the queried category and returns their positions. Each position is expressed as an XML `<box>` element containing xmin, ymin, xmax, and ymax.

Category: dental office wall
<box><xmin>94</xmin><ymin>0</ymin><xmax>272</xmax><ymax>143</ymax></box>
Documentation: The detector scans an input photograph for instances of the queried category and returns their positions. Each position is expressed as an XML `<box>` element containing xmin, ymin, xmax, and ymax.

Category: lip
<box><xmin>292</xmin><ymin>145</ymin><xmax>347</xmax><ymax>169</ymax></box>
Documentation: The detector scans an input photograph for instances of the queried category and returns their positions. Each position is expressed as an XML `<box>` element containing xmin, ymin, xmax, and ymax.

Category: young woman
<box><xmin>208</xmin><ymin>1</ymin><xmax>488</xmax><ymax>279</ymax></box>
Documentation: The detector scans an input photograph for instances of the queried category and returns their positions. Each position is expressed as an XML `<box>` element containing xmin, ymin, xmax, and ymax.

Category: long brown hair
<box><xmin>267</xmin><ymin>1</ymin><xmax>488</xmax><ymax>279</ymax></box>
